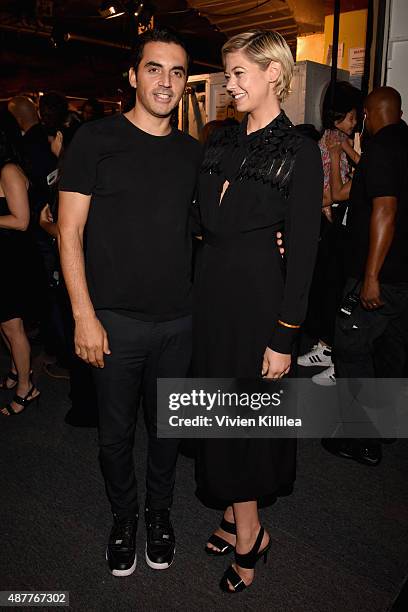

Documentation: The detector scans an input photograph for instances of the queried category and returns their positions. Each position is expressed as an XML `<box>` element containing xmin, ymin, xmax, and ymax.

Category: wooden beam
<box><xmin>200</xmin><ymin>7</ymin><xmax>292</xmax><ymax>26</ymax></box>
<box><xmin>223</xmin><ymin>24</ymin><xmax>298</xmax><ymax>36</ymax></box>
<box><xmin>220</xmin><ymin>15</ymin><xmax>296</xmax><ymax>32</ymax></box>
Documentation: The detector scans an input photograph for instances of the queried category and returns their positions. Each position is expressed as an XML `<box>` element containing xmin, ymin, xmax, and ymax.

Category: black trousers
<box><xmin>334</xmin><ymin>278</ymin><xmax>408</xmax><ymax>439</ymax></box>
<box><xmin>334</xmin><ymin>278</ymin><xmax>408</xmax><ymax>379</ymax></box>
<box><xmin>304</xmin><ymin>209</ymin><xmax>348</xmax><ymax>346</ymax></box>
<box><xmin>93</xmin><ymin>311</ymin><xmax>192</xmax><ymax>518</ymax></box>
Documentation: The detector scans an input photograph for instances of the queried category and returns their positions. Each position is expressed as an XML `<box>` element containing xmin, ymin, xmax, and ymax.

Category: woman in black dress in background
<box><xmin>0</xmin><ymin>126</ymin><xmax>41</xmax><ymax>415</ymax></box>
<box><xmin>194</xmin><ymin>31</ymin><xmax>323</xmax><ymax>592</ymax></box>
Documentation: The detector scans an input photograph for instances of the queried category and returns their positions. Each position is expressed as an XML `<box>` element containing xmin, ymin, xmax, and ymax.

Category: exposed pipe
<box><xmin>0</xmin><ymin>24</ymin><xmax>222</xmax><ymax>70</ymax></box>
<box><xmin>64</xmin><ymin>33</ymin><xmax>222</xmax><ymax>69</ymax></box>
<box><xmin>361</xmin><ymin>0</ymin><xmax>374</xmax><ymax>96</ymax></box>
<box><xmin>330</xmin><ymin>0</ymin><xmax>341</xmax><ymax>109</ymax></box>
<box><xmin>0</xmin><ymin>23</ymin><xmax>51</xmax><ymax>38</ymax></box>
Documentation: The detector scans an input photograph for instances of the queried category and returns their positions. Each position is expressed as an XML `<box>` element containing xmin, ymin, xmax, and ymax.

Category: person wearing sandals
<box><xmin>0</xmin><ymin>123</ymin><xmax>41</xmax><ymax>415</ymax></box>
<box><xmin>194</xmin><ymin>30</ymin><xmax>322</xmax><ymax>593</ymax></box>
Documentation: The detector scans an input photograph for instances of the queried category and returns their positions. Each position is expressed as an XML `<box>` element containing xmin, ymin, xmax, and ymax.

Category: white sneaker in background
<box><xmin>312</xmin><ymin>365</ymin><xmax>336</xmax><ymax>387</ymax></box>
<box><xmin>297</xmin><ymin>341</ymin><xmax>333</xmax><ymax>367</ymax></box>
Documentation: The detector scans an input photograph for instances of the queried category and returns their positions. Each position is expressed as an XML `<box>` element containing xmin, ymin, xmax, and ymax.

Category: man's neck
<box><xmin>22</xmin><ymin>119</ymin><xmax>38</xmax><ymax>134</ymax></box>
<box><xmin>125</xmin><ymin>105</ymin><xmax>172</xmax><ymax>137</ymax></box>
<box><xmin>372</xmin><ymin>117</ymin><xmax>400</xmax><ymax>135</ymax></box>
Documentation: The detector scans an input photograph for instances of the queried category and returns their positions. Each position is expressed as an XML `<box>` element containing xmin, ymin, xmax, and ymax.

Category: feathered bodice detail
<box><xmin>200</xmin><ymin>111</ymin><xmax>303</xmax><ymax>198</ymax></box>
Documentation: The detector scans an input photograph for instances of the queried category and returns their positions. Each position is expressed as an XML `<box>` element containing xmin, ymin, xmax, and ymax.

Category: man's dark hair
<box><xmin>39</xmin><ymin>91</ymin><xmax>69</xmax><ymax>132</ymax></box>
<box><xmin>131</xmin><ymin>28</ymin><xmax>190</xmax><ymax>75</ymax></box>
<box><xmin>46</xmin><ymin>111</ymin><xmax>82</xmax><ymax>152</ymax></box>
<box><xmin>322</xmin><ymin>81</ymin><xmax>363</xmax><ymax>131</ymax></box>
<box><xmin>81</xmin><ymin>97</ymin><xmax>105</xmax><ymax>121</ymax></box>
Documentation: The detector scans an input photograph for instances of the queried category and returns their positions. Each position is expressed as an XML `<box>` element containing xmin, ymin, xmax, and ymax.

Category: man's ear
<box><xmin>267</xmin><ymin>60</ymin><xmax>281</xmax><ymax>85</ymax></box>
<box><xmin>129</xmin><ymin>67</ymin><xmax>137</xmax><ymax>89</ymax></box>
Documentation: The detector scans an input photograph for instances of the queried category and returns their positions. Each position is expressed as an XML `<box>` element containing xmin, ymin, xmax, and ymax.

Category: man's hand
<box><xmin>262</xmin><ymin>347</ymin><xmax>291</xmax><ymax>379</ymax></box>
<box><xmin>360</xmin><ymin>276</ymin><xmax>384</xmax><ymax>310</ymax></box>
<box><xmin>74</xmin><ymin>315</ymin><xmax>111</xmax><ymax>367</ymax></box>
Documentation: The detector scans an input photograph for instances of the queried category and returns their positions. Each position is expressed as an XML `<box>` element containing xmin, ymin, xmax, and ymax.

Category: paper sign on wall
<box><xmin>349</xmin><ymin>47</ymin><xmax>365</xmax><ymax>76</ymax></box>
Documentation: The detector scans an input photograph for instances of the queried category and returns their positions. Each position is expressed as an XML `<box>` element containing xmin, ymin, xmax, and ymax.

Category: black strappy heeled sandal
<box><xmin>1</xmin><ymin>384</ymin><xmax>41</xmax><ymax>416</ymax></box>
<box><xmin>0</xmin><ymin>370</ymin><xmax>18</xmax><ymax>391</ymax></box>
<box><xmin>219</xmin><ymin>526</ymin><xmax>270</xmax><ymax>593</ymax></box>
<box><xmin>205</xmin><ymin>517</ymin><xmax>236</xmax><ymax>556</ymax></box>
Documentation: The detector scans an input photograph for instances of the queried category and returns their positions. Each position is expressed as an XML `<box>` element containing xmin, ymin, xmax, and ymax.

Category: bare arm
<box><xmin>360</xmin><ymin>196</ymin><xmax>397</xmax><ymax>310</ymax></box>
<box><xmin>0</xmin><ymin>164</ymin><xmax>30</xmax><ymax>231</ymax></box>
<box><xmin>322</xmin><ymin>186</ymin><xmax>333</xmax><ymax>222</ymax></box>
<box><xmin>341</xmin><ymin>139</ymin><xmax>361</xmax><ymax>165</ymax></box>
<box><xmin>58</xmin><ymin>191</ymin><xmax>110</xmax><ymax>367</ymax></box>
<box><xmin>329</xmin><ymin>148</ymin><xmax>352</xmax><ymax>201</ymax></box>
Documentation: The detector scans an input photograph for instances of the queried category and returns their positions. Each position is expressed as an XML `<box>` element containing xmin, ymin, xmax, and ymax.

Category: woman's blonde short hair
<box><xmin>222</xmin><ymin>30</ymin><xmax>294</xmax><ymax>102</ymax></box>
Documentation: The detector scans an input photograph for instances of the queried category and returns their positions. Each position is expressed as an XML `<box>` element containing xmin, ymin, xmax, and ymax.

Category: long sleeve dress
<box><xmin>193</xmin><ymin>111</ymin><xmax>323</xmax><ymax>508</ymax></box>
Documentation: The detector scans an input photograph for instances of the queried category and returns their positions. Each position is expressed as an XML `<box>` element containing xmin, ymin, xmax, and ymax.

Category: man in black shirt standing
<box><xmin>323</xmin><ymin>87</ymin><xmax>408</xmax><ymax>465</ymax></box>
<box><xmin>58</xmin><ymin>29</ymin><xmax>201</xmax><ymax>576</ymax></box>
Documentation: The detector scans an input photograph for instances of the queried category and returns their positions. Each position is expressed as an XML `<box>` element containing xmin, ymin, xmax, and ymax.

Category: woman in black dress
<box><xmin>0</xmin><ymin>127</ymin><xmax>41</xmax><ymax>415</ymax></box>
<box><xmin>194</xmin><ymin>31</ymin><xmax>323</xmax><ymax>592</ymax></box>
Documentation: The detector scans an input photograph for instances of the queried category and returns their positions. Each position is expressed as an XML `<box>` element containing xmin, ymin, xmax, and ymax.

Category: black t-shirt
<box><xmin>59</xmin><ymin>113</ymin><xmax>202</xmax><ymax>320</ymax></box>
<box><xmin>347</xmin><ymin>121</ymin><xmax>408</xmax><ymax>283</ymax></box>
<box><xmin>23</xmin><ymin>123</ymin><xmax>57</xmax><ymax>213</ymax></box>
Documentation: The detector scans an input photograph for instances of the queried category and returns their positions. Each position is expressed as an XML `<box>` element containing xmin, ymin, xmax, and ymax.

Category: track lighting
<box><xmin>99</xmin><ymin>1</ymin><xmax>126</xmax><ymax>19</ymax></box>
<box><xmin>99</xmin><ymin>1</ymin><xmax>153</xmax><ymax>23</ymax></box>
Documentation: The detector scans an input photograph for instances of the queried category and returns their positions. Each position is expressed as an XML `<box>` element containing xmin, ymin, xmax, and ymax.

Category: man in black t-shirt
<box><xmin>323</xmin><ymin>87</ymin><xmax>408</xmax><ymax>466</ymax></box>
<box><xmin>58</xmin><ymin>29</ymin><xmax>201</xmax><ymax>577</ymax></box>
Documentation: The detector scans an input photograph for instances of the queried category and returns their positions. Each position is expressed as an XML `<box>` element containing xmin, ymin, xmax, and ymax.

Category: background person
<box><xmin>0</xmin><ymin>125</ymin><xmax>40</xmax><ymax>415</ymax></box>
<box><xmin>323</xmin><ymin>86</ymin><xmax>408</xmax><ymax>465</ymax></box>
<box><xmin>81</xmin><ymin>97</ymin><xmax>105</xmax><ymax>122</ymax></box>
<box><xmin>298</xmin><ymin>82</ymin><xmax>362</xmax><ymax>386</ymax></box>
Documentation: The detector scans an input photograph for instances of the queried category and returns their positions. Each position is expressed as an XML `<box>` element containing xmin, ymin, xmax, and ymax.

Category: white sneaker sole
<box><xmin>145</xmin><ymin>543</ymin><xmax>175</xmax><ymax>570</ymax></box>
<box><xmin>105</xmin><ymin>549</ymin><xmax>137</xmax><ymax>577</ymax></box>
<box><xmin>312</xmin><ymin>375</ymin><xmax>336</xmax><ymax>387</ymax></box>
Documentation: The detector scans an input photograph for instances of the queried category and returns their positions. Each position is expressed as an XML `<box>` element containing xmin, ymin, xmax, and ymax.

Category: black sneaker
<box><xmin>145</xmin><ymin>508</ymin><xmax>175</xmax><ymax>570</ymax></box>
<box><xmin>106</xmin><ymin>514</ymin><xmax>138</xmax><ymax>577</ymax></box>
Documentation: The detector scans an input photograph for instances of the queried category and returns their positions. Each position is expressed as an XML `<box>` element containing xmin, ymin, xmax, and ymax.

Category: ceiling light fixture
<box><xmin>134</xmin><ymin>2</ymin><xmax>144</xmax><ymax>17</ymax></box>
<box><xmin>99</xmin><ymin>1</ymin><xmax>126</xmax><ymax>19</ymax></box>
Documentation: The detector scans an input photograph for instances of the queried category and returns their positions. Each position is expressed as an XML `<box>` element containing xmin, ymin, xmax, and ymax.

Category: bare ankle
<box><xmin>223</xmin><ymin>506</ymin><xmax>234</xmax><ymax>522</ymax></box>
<box><xmin>236</xmin><ymin>521</ymin><xmax>261</xmax><ymax>544</ymax></box>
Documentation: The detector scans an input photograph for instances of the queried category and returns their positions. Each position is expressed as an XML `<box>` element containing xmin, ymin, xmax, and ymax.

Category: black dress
<box><xmin>0</xmin><ymin>195</ymin><xmax>36</xmax><ymax>323</ymax></box>
<box><xmin>193</xmin><ymin>111</ymin><xmax>323</xmax><ymax>507</ymax></box>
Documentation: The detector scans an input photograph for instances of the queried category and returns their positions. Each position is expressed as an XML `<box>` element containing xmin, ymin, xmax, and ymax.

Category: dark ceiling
<box><xmin>0</xmin><ymin>0</ymin><xmax>368</xmax><ymax>101</ymax></box>
<box><xmin>0</xmin><ymin>0</ymin><xmax>228</xmax><ymax>100</ymax></box>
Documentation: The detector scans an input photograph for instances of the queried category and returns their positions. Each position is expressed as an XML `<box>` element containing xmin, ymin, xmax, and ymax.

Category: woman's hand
<box><xmin>40</xmin><ymin>204</ymin><xmax>54</xmax><ymax>226</ymax></box>
<box><xmin>39</xmin><ymin>204</ymin><xmax>58</xmax><ymax>237</ymax></box>
<box><xmin>322</xmin><ymin>187</ymin><xmax>333</xmax><ymax>222</ymax></box>
<box><xmin>262</xmin><ymin>347</ymin><xmax>291</xmax><ymax>379</ymax></box>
